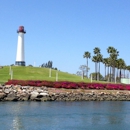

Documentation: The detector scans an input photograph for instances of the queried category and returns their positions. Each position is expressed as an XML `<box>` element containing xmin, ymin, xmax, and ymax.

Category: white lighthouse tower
<box><xmin>15</xmin><ymin>26</ymin><xmax>26</xmax><ymax>66</ymax></box>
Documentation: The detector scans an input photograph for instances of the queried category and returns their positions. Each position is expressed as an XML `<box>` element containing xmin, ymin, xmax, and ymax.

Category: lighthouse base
<box><xmin>15</xmin><ymin>61</ymin><xmax>25</xmax><ymax>66</ymax></box>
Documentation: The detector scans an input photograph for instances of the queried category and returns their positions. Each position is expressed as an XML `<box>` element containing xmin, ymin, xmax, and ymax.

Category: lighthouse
<box><xmin>15</xmin><ymin>26</ymin><xmax>26</xmax><ymax>66</ymax></box>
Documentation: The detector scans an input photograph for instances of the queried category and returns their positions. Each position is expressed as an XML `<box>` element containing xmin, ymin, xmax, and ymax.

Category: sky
<box><xmin>0</xmin><ymin>0</ymin><xmax>130</xmax><ymax>76</ymax></box>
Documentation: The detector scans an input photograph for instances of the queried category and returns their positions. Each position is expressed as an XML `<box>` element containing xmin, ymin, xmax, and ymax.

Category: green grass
<box><xmin>0</xmin><ymin>66</ymin><xmax>91</xmax><ymax>83</ymax></box>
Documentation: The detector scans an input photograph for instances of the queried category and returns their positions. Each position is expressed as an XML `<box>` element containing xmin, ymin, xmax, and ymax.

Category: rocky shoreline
<box><xmin>0</xmin><ymin>85</ymin><xmax>130</xmax><ymax>101</ymax></box>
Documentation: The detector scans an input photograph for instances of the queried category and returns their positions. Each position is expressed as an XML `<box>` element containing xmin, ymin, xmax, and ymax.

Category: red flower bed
<box><xmin>5</xmin><ymin>79</ymin><xmax>130</xmax><ymax>91</ymax></box>
<box><xmin>54</xmin><ymin>82</ymin><xmax>62</xmax><ymax>88</ymax></box>
<box><xmin>37</xmin><ymin>81</ymin><xmax>54</xmax><ymax>87</ymax></box>
<box><xmin>77</xmin><ymin>82</ymin><xmax>87</xmax><ymax>89</ymax></box>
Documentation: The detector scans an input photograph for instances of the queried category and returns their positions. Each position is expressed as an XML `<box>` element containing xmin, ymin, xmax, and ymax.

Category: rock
<box><xmin>0</xmin><ymin>86</ymin><xmax>3</xmax><ymax>89</ymax></box>
<box><xmin>17</xmin><ymin>88</ymin><xmax>22</xmax><ymax>92</ymax></box>
<box><xmin>4</xmin><ymin>89</ymin><xmax>11</xmax><ymax>94</ymax></box>
<box><xmin>41</xmin><ymin>97</ymin><xmax>48</xmax><ymax>101</ymax></box>
<box><xmin>22</xmin><ymin>90</ymin><xmax>26</xmax><ymax>92</ymax></box>
<box><xmin>0</xmin><ymin>93</ymin><xmax>6</xmax><ymax>99</ymax></box>
<box><xmin>35</xmin><ymin>98</ymin><xmax>42</xmax><ymax>101</ymax></box>
<box><xmin>43</xmin><ymin>87</ymin><xmax>48</xmax><ymax>91</ymax></box>
<box><xmin>5</xmin><ymin>92</ymin><xmax>18</xmax><ymax>101</ymax></box>
<box><xmin>5</xmin><ymin>85</ymin><xmax>12</xmax><ymax>88</ymax></box>
<box><xmin>1</xmin><ymin>85</ymin><xmax>130</xmax><ymax>101</ymax></box>
<box><xmin>39</xmin><ymin>92</ymin><xmax>49</xmax><ymax>96</ymax></box>
<box><xmin>0</xmin><ymin>89</ymin><xmax>3</xmax><ymax>93</ymax></box>
<box><xmin>22</xmin><ymin>86</ymin><xmax>29</xmax><ymax>89</ymax></box>
<box><xmin>12</xmin><ymin>85</ymin><xmax>18</xmax><ymax>90</ymax></box>
<box><xmin>21</xmin><ymin>95</ymin><xmax>30</xmax><ymax>101</ymax></box>
<box><xmin>13</xmin><ymin>90</ymin><xmax>17</xmax><ymax>93</ymax></box>
<box><xmin>30</xmin><ymin>91</ymin><xmax>39</xmax><ymax>99</ymax></box>
<box><xmin>37</xmin><ymin>89</ymin><xmax>44</xmax><ymax>93</ymax></box>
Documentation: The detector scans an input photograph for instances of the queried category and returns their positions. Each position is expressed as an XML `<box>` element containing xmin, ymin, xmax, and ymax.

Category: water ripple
<box><xmin>0</xmin><ymin>101</ymin><xmax>130</xmax><ymax>130</ymax></box>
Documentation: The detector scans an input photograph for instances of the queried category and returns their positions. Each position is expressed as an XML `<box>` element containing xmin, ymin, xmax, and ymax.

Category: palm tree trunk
<box><xmin>87</xmin><ymin>58</ymin><xmax>88</xmax><ymax>78</ymax></box>
<box><xmin>116</xmin><ymin>68</ymin><xmax>118</xmax><ymax>82</ymax></box>
<box><xmin>114</xmin><ymin>66</ymin><xmax>115</xmax><ymax>82</ymax></box>
<box><xmin>110</xmin><ymin>66</ymin><xmax>111</xmax><ymax>82</ymax></box>
<box><xmin>105</xmin><ymin>65</ymin><xmax>106</xmax><ymax>80</ymax></box>
<box><xmin>107</xmin><ymin>66</ymin><xmax>109</xmax><ymax>81</ymax></box>
<box><xmin>120</xmin><ymin>69</ymin><xmax>121</xmax><ymax>82</ymax></box>
<box><xmin>95</xmin><ymin>62</ymin><xmax>97</xmax><ymax>80</ymax></box>
<box><xmin>96</xmin><ymin>62</ymin><xmax>97</xmax><ymax>80</ymax></box>
<box><xmin>99</xmin><ymin>62</ymin><xmax>100</xmax><ymax>81</ymax></box>
<box><xmin>115</xmin><ymin>68</ymin><xmax>116</xmax><ymax>83</ymax></box>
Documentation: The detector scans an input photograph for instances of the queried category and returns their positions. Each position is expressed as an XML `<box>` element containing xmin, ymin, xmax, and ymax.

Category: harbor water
<box><xmin>0</xmin><ymin>101</ymin><xmax>130</xmax><ymax>130</ymax></box>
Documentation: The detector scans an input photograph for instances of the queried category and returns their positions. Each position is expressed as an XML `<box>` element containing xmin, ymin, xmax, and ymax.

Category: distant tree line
<box><xmin>41</xmin><ymin>61</ymin><xmax>57</xmax><ymax>70</ymax></box>
<box><xmin>83</xmin><ymin>46</ymin><xmax>130</xmax><ymax>82</ymax></box>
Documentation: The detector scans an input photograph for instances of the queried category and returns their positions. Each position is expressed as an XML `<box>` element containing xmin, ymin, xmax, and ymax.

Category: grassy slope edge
<box><xmin>0</xmin><ymin>66</ymin><xmax>91</xmax><ymax>83</ymax></box>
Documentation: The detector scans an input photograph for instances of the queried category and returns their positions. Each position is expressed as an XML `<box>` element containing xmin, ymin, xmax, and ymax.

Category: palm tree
<box><xmin>107</xmin><ymin>46</ymin><xmax>114</xmax><ymax>54</ymax></box>
<box><xmin>92</xmin><ymin>56</ymin><xmax>98</xmax><ymax>80</ymax></box>
<box><xmin>97</xmin><ymin>54</ymin><xmax>103</xmax><ymax>81</ymax></box>
<box><xmin>103</xmin><ymin>58</ymin><xmax>109</xmax><ymax>80</ymax></box>
<box><xmin>83</xmin><ymin>51</ymin><xmax>91</xmax><ymax>78</ymax></box>
<box><xmin>107</xmin><ymin>47</ymin><xmax>114</xmax><ymax>81</ymax></box>
<box><xmin>107</xmin><ymin>46</ymin><xmax>119</xmax><ymax>82</ymax></box>
<box><xmin>117</xmin><ymin>58</ymin><xmax>126</xmax><ymax>82</ymax></box>
<box><xmin>111</xmin><ymin>52</ymin><xmax>119</xmax><ymax>81</ymax></box>
<box><xmin>94</xmin><ymin>47</ymin><xmax>100</xmax><ymax>55</ymax></box>
<box><xmin>93</xmin><ymin>47</ymin><xmax>100</xmax><ymax>80</ymax></box>
<box><xmin>115</xmin><ymin>59</ymin><xmax>120</xmax><ymax>81</ymax></box>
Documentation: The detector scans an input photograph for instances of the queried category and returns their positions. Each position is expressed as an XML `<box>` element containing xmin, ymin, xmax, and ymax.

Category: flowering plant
<box><xmin>5</xmin><ymin>80</ymin><xmax>130</xmax><ymax>91</ymax></box>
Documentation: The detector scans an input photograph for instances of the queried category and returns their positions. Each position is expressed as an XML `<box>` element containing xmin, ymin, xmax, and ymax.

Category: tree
<box><xmin>41</xmin><ymin>60</ymin><xmax>53</xmax><ymax>68</ymax></box>
<box><xmin>93</xmin><ymin>47</ymin><xmax>101</xmax><ymax>80</ymax></box>
<box><xmin>89</xmin><ymin>72</ymin><xmax>104</xmax><ymax>80</ymax></box>
<box><xmin>103</xmin><ymin>58</ymin><xmax>109</xmax><ymax>80</ymax></box>
<box><xmin>28</xmin><ymin>64</ymin><xmax>33</xmax><ymax>67</ymax></box>
<box><xmin>76</xmin><ymin>71</ymin><xmax>82</xmax><ymax>76</ymax></box>
<box><xmin>94</xmin><ymin>47</ymin><xmax>100</xmax><ymax>54</ymax></box>
<box><xmin>92</xmin><ymin>55</ymin><xmax>98</xmax><ymax>80</ymax></box>
<box><xmin>107</xmin><ymin>46</ymin><xmax>119</xmax><ymax>82</ymax></box>
<box><xmin>97</xmin><ymin>53</ymin><xmax>103</xmax><ymax>81</ymax></box>
<box><xmin>83</xmin><ymin>51</ymin><xmax>91</xmax><ymax>78</ymax></box>
<box><xmin>117</xmin><ymin>58</ymin><xmax>126</xmax><ymax>82</ymax></box>
<box><xmin>107</xmin><ymin>46</ymin><xmax>114</xmax><ymax>81</ymax></box>
<box><xmin>79</xmin><ymin>65</ymin><xmax>90</xmax><ymax>79</ymax></box>
<box><xmin>47</xmin><ymin>61</ymin><xmax>53</xmax><ymax>68</ymax></box>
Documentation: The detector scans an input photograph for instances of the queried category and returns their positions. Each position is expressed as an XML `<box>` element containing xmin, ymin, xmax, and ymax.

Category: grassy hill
<box><xmin>0</xmin><ymin>66</ymin><xmax>91</xmax><ymax>84</ymax></box>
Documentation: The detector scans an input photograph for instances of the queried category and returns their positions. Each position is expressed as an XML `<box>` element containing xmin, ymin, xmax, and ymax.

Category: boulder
<box><xmin>41</xmin><ymin>97</ymin><xmax>48</xmax><ymax>101</ymax></box>
<box><xmin>0</xmin><ymin>89</ymin><xmax>3</xmax><ymax>93</ymax></box>
<box><xmin>5</xmin><ymin>92</ymin><xmax>18</xmax><ymax>101</ymax></box>
<box><xmin>37</xmin><ymin>89</ymin><xmax>44</xmax><ymax>93</ymax></box>
<box><xmin>0</xmin><ymin>93</ymin><xmax>6</xmax><ymax>99</ymax></box>
<box><xmin>4</xmin><ymin>89</ymin><xmax>12</xmax><ymax>94</ymax></box>
<box><xmin>30</xmin><ymin>91</ymin><xmax>39</xmax><ymax>99</ymax></box>
<box><xmin>39</xmin><ymin>92</ymin><xmax>49</xmax><ymax>96</ymax></box>
<box><xmin>0</xmin><ymin>86</ymin><xmax>3</xmax><ymax>89</ymax></box>
<box><xmin>5</xmin><ymin>85</ymin><xmax>12</xmax><ymax>88</ymax></box>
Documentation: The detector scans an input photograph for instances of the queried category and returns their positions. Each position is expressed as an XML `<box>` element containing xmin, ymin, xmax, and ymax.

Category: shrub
<box><xmin>5</xmin><ymin>79</ymin><xmax>130</xmax><ymax>91</ymax></box>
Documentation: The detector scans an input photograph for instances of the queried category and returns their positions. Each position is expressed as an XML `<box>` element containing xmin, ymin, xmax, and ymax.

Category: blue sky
<box><xmin>0</xmin><ymin>0</ymin><xmax>130</xmax><ymax>75</ymax></box>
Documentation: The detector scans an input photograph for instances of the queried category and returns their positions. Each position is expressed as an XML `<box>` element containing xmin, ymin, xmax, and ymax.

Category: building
<box><xmin>15</xmin><ymin>26</ymin><xmax>26</xmax><ymax>66</ymax></box>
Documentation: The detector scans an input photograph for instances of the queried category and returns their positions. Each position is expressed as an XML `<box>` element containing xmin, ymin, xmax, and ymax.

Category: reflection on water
<box><xmin>0</xmin><ymin>101</ymin><xmax>130</xmax><ymax>130</ymax></box>
<box><xmin>10</xmin><ymin>102</ymin><xmax>23</xmax><ymax>130</ymax></box>
<box><xmin>12</xmin><ymin>117</ymin><xmax>22</xmax><ymax>130</ymax></box>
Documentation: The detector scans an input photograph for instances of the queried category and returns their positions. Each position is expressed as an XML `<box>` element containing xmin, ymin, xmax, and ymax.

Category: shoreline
<box><xmin>0</xmin><ymin>85</ymin><xmax>130</xmax><ymax>101</ymax></box>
